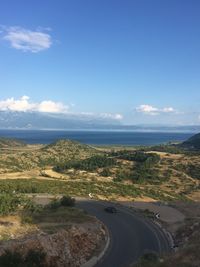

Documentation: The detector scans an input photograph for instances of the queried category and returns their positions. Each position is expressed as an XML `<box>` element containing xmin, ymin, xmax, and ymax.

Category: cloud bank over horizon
<box><xmin>0</xmin><ymin>96</ymin><xmax>123</xmax><ymax>121</ymax></box>
<box><xmin>0</xmin><ymin>96</ymin><xmax>198</xmax><ymax>125</ymax></box>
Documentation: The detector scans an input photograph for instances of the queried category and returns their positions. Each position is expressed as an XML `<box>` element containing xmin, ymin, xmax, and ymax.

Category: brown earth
<box><xmin>0</xmin><ymin>222</ymin><xmax>106</xmax><ymax>267</ymax></box>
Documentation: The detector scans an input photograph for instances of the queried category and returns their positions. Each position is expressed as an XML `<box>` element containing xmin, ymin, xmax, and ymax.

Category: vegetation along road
<box><xmin>77</xmin><ymin>200</ymin><xmax>171</xmax><ymax>267</ymax></box>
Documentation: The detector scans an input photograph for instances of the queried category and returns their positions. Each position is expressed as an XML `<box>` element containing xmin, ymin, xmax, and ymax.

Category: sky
<box><xmin>0</xmin><ymin>0</ymin><xmax>200</xmax><ymax>126</ymax></box>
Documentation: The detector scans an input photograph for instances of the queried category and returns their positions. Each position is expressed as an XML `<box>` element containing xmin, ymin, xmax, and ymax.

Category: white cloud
<box><xmin>163</xmin><ymin>107</ymin><xmax>175</xmax><ymax>113</ymax></box>
<box><xmin>113</xmin><ymin>114</ymin><xmax>123</xmax><ymax>120</ymax></box>
<box><xmin>99</xmin><ymin>113</ymin><xmax>123</xmax><ymax>120</ymax></box>
<box><xmin>37</xmin><ymin>101</ymin><xmax>68</xmax><ymax>113</ymax></box>
<box><xmin>75</xmin><ymin>112</ymin><xmax>123</xmax><ymax>121</ymax></box>
<box><xmin>0</xmin><ymin>96</ymin><xmax>123</xmax><ymax>121</ymax></box>
<box><xmin>0</xmin><ymin>96</ymin><xmax>33</xmax><ymax>112</ymax></box>
<box><xmin>136</xmin><ymin>104</ymin><xmax>159</xmax><ymax>115</ymax></box>
<box><xmin>0</xmin><ymin>96</ymin><xmax>68</xmax><ymax>113</ymax></box>
<box><xmin>136</xmin><ymin>104</ymin><xmax>175</xmax><ymax>116</ymax></box>
<box><xmin>2</xmin><ymin>26</ymin><xmax>52</xmax><ymax>52</ymax></box>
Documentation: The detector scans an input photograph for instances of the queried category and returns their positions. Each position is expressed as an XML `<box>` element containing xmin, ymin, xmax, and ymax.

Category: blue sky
<box><xmin>0</xmin><ymin>0</ymin><xmax>200</xmax><ymax>125</ymax></box>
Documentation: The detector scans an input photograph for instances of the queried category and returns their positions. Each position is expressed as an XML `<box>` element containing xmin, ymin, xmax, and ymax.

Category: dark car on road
<box><xmin>104</xmin><ymin>206</ymin><xmax>117</xmax><ymax>213</ymax></box>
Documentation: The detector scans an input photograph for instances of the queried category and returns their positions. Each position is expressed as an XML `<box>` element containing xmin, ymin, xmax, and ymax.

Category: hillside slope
<box><xmin>0</xmin><ymin>138</ymin><xmax>26</xmax><ymax>148</ymax></box>
<box><xmin>181</xmin><ymin>132</ymin><xmax>200</xmax><ymax>149</ymax></box>
<box><xmin>0</xmin><ymin>139</ymin><xmax>99</xmax><ymax>172</ymax></box>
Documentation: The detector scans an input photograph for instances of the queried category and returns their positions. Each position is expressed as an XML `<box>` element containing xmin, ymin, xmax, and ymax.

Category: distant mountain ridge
<box><xmin>0</xmin><ymin>110</ymin><xmax>200</xmax><ymax>132</ymax></box>
<box><xmin>0</xmin><ymin>111</ymin><xmax>120</xmax><ymax>130</ymax></box>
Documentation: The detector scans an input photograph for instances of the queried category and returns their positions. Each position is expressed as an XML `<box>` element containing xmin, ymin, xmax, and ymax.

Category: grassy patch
<box><xmin>30</xmin><ymin>206</ymin><xmax>92</xmax><ymax>233</ymax></box>
<box><xmin>0</xmin><ymin>179</ymin><xmax>186</xmax><ymax>201</ymax></box>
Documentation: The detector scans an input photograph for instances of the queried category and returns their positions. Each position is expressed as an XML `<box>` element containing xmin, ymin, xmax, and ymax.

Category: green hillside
<box><xmin>0</xmin><ymin>139</ymin><xmax>99</xmax><ymax>172</ymax></box>
<box><xmin>181</xmin><ymin>133</ymin><xmax>200</xmax><ymax>150</ymax></box>
<box><xmin>0</xmin><ymin>137</ymin><xmax>26</xmax><ymax>148</ymax></box>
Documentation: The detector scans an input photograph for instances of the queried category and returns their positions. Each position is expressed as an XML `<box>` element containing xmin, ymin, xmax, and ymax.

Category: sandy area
<box><xmin>42</xmin><ymin>169</ymin><xmax>67</xmax><ymax>179</ymax></box>
<box><xmin>0</xmin><ymin>170</ymin><xmax>40</xmax><ymax>179</ymax></box>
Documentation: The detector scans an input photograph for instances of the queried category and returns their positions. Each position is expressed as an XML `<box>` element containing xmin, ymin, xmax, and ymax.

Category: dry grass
<box><xmin>0</xmin><ymin>139</ymin><xmax>99</xmax><ymax>173</ymax></box>
<box><xmin>0</xmin><ymin>215</ymin><xmax>38</xmax><ymax>241</ymax></box>
<box><xmin>0</xmin><ymin>201</ymin><xmax>93</xmax><ymax>242</ymax></box>
<box><xmin>0</xmin><ymin>139</ymin><xmax>199</xmax><ymax>202</ymax></box>
<box><xmin>31</xmin><ymin>206</ymin><xmax>93</xmax><ymax>234</ymax></box>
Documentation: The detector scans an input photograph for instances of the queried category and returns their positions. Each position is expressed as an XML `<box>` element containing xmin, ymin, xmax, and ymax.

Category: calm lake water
<box><xmin>0</xmin><ymin>129</ymin><xmax>194</xmax><ymax>146</ymax></box>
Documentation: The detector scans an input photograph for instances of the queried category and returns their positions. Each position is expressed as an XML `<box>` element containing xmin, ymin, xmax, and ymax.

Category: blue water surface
<box><xmin>0</xmin><ymin>129</ymin><xmax>194</xmax><ymax>146</ymax></box>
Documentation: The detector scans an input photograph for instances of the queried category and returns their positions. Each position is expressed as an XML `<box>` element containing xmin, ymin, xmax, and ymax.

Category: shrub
<box><xmin>0</xmin><ymin>249</ymin><xmax>46</xmax><ymax>267</ymax></box>
<box><xmin>54</xmin><ymin>155</ymin><xmax>116</xmax><ymax>172</ymax></box>
<box><xmin>21</xmin><ymin>215</ymin><xmax>33</xmax><ymax>224</ymax></box>
<box><xmin>141</xmin><ymin>252</ymin><xmax>158</xmax><ymax>262</ymax></box>
<box><xmin>115</xmin><ymin>168</ymin><xmax>134</xmax><ymax>181</ymax></box>
<box><xmin>23</xmin><ymin>200</ymin><xmax>43</xmax><ymax>213</ymax></box>
<box><xmin>133</xmin><ymin>252</ymin><xmax>159</xmax><ymax>267</ymax></box>
<box><xmin>0</xmin><ymin>194</ymin><xmax>26</xmax><ymax>215</ymax></box>
<box><xmin>185</xmin><ymin>164</ymin><xmax>200</xmax><ymax>179</ymax></box>
<box><xmin>48</xmin><ymin>196</ymin><xmax>75</xmax><ymax>209</ymax></box>
<box><xmin>48</xmin><ymin>199</ymin><xmax>61</xmax><ymax>209</ymax></box>
<box><xmin>24</xmin><ymin>249</ymin><xmax>46</xmax><ymax>267</ymax></box>
<box><xmin>0</xmin><ymin>250</ymin><xmax>22</xmax><ymax>267</ymax></box>
<box><xmin>60</xmin><ymin>196</ymin><xmax>75</xmax><ymax>207</ymax></box>
<box><xmin>100</xmin><ymin>168</ymin><xmax>112</xmax><ymax>177</ymax></box>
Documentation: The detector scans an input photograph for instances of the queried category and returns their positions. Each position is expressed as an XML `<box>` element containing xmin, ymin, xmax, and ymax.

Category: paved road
<box><xmin>77</xmin><ymin>200</ymin><xmax>170</xmax><ymax>267</ymax></box>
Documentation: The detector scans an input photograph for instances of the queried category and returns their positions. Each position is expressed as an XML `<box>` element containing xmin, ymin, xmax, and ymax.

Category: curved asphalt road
<box><xmin>77</xmin><ymin>200</ymin><xmax>170</xmax><ymax>267</ymax></box>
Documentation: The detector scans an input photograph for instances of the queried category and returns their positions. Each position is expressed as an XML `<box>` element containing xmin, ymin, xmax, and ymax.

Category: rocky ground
<box><xmin>0</xmin><ymin>220</ymin><xmax>106</xmax><ymax>267</ymax></box>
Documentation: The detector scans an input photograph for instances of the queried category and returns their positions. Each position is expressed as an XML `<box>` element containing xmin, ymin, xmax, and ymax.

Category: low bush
<box><xmin>133</xmin><ymin>252</ymin><xmax>159</xmax><ymax>267</ymax></box>
<box><xmin>48</xmin><ymin>199</ymin><xmax>61</xmax><ymax>210</ymax></box>
<box><xmin>0</xmin><ymin>249</ymin><xmax>46</xmax><ymax>267</ymax></box>
<box><xmin>48</xmin><ymin>196</ymin><xmax>75</xmax><ymax>209</ymax></box>
<box><xmin>53</xmin><ymin>155</ymin><xmax>116</xmax><ymax>172</ymax></box>
<box><xmin>110</xmin><ymin>150</ymin><xmax>160</xmax><ymax>163</ymax></box>
<box><xmin>60</xmin><ymin>196</ymin><xmax>75</xmax><ymax>207</ymax></box>
<box><xmin>174</xmin><ymin>163</ymin><xmax>200</xmax><ymax>180</ymax></box>
<box><xmin>0</xmin><ymin>194</ymin><xmax>28</xmax><ymax>215</ymax></box>
<box><xmin>100</xmin><ymin>168</ymin><xmax>112</xmax><ymax>177</ymax></box>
